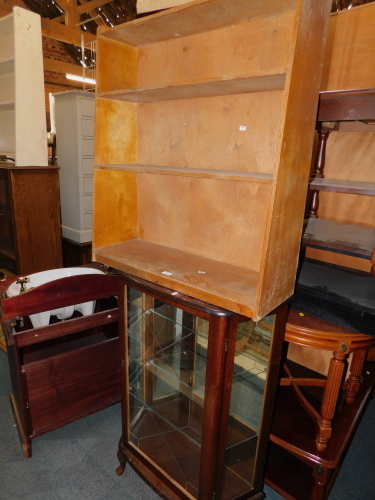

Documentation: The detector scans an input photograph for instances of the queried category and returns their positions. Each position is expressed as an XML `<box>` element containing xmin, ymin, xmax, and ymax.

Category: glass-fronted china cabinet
<box><xmin>116</xmin><ymin>273</ymin><xmax>288</xmax><ymax>500</ymax></box>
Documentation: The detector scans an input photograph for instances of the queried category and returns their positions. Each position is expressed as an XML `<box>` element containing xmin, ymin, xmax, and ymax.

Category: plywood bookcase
<box><xmin>93</xmin><ymin>0</ymin><xmax>331</xmax><ymax>320</ymax></box>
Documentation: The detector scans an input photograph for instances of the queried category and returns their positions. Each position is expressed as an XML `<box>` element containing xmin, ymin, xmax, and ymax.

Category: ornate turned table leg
<box><xmin>311</xmin><ymin>464</ymin><xmax>330</xmax><ymax>500</ymax></box>
<box><xmin>345</xmin><ymin>349</ymin><xmax>367</xmax><ymax>404</ymax></box>
<box><xmin>316</xmin><ymin>350</ymin><xmax>347</xmax><ymax>451</ymax></box>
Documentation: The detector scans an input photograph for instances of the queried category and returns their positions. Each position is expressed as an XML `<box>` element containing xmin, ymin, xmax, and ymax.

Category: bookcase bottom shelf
<box><xmin>93</xmin><ymin>239</ymin><xmax>259</xmax><ymax>317</ymax></box>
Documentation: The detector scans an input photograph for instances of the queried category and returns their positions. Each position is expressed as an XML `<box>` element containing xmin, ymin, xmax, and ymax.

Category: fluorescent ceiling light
<box><xmin>66</xmin><ymin>73</ymin><xmax>96</xmax><ymax>85</ymax></box>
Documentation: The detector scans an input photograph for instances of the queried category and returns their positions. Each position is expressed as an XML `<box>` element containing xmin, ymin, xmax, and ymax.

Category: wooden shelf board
<box><xmin>0</xmin><ymin>59</ymin><xmax>14</xmax><ymax>76</ymax></box>
<box><xmin>0</xmin><ymin>101</ymin><xmax>14</xmax><ymax>112</ymax></box>
<box><xmin>309</xmin><ymin>177</ymin><xmax>375</xmax><ymax>196</ymax></box>
<box><xmin>100</xmin><ymin>0</ymin><xmax>293</xmax><ymax>46</ymax></box>
<box><xmin>97</xmin><ymin>73</ymin><xmax>286</xmax><ymax>102</ymax></box>
<box><xmin>93</xmin><ymin>239</ymin><xmax>259</xmax><ymax>317</ymax></box>
<box><xmin>96</xmin><ymin>164</ymin><xmax>274</xmax><ymax>183</ymax></box>
<box><xmin>302</xmin><ymin>218</ymin><xmax>375</xmax><ymax>259</ymax></box>
<box><xmin>318</xmin><ymin>88</ymin><xmax>375</xmax><ymax>122</ymax></box>
<box><xmin>0</xmin><ymin>164</ymin><xmax>58</xmax><ymax>170</ymax></box>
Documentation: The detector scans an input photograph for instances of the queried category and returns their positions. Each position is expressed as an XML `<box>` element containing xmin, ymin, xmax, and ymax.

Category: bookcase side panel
<box><xmin>137</xmin><ymin>10</ymin><xmax>294</xmax><ymax>89</ymax></box>
<box><xmin>92</xmin><ymin>169</ymin><xmax>138</xmax><ymax>251</ymax></box>
<box><xmin>95</xmin><ymin>98</ymin><xmax>137</xmax><ymax>165</ymax></box>
<box><xmin>137</xmin><ymin>174</ymin><xmax>271</xmax><ymax>271</ymax></box>
<box><xmin>96</xmin><ymin>35</ymin><xmax>138</xmax><ymax>93</ymax></box>
<box><xmin>255</xmin><ymin>0</ymin><xmax>332</xmax><ymax>319</ymax></box>
<box><xmin>137</xmin><ymin>92</ymin><xmax>284</xmax><ymax>173</ymax></box>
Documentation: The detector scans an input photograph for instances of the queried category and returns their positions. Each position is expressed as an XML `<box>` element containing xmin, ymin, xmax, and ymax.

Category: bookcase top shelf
<box><xmin>98</xmin><ymin>0</ymin><xmax>294</xmax><ymax>46</ymax></box>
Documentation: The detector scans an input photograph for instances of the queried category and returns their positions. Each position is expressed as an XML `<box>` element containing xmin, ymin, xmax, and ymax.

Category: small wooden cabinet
<box><xmin>0</xmin><ymin>165</ymin><xmax>62</xmax><ymax>275</ymax></box>
<box><xmin>0</xmin><ymin>271</ymin><xmax>120</xmax><ymax>458</ymax></box>
<box><xmin>92</xmin><ymin>0</ymin><xmax>331</xmax><ymax>321</ymax></box>
<box><xmin>116</xmin><ymin>272</ymin><xmax>288</xmax><ymax>500</ymax></box>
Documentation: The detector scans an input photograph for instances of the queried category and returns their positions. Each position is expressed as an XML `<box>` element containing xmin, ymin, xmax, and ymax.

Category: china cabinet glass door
<box><xmin>127</xmin><ymin>288</ymin><xmax>209</xmax><ymax>496</ymax></box>
<box><xmin>118</xmin><ymin>275</ymin><xmax>285</xmax><ymax>500</ymax></box>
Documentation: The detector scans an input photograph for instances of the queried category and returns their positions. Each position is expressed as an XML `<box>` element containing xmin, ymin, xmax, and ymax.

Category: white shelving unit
<box><xmin>54</xmin><ymin>91</ymin><xmax>95</xmax><ymax>243</ymax></box>
<box><xmin>0</xmin><ymin>6</ymin><xmax>47</xmax><ymax>166</ymax></box>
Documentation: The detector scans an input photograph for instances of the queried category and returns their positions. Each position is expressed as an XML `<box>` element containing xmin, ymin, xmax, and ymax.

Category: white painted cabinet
<box><xmin>0</xmin><ymin>7</ymin><xmax>47</xmax><ymax>166</ymax></box>
<box><xmin>54</xmin><ymin>91</ymin><xmax>95</xmax><ymax>243</ymax></box>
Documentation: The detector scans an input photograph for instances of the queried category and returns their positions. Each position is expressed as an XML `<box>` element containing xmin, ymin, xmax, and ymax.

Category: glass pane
<box><xmin>127</xmin><ymin>287</ymin><xmax>208</xmax><ymax>498</ymax></box>
<box><xmin>221</xmin><ymin>314</ymin><xmax>274</xmax><ymax>499</ymax></box>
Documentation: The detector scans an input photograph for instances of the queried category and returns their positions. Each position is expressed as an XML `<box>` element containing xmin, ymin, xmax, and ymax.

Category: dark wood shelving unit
<box><xmin>303</xmin><ymin>87</ymin><xmax>375</xmax><ymax>274</ymax></box>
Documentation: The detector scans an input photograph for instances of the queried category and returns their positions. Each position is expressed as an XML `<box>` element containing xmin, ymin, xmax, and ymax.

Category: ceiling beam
<box><xmin>78</xmin><ymin>0</ymin><xmax>105</xmax><ymax>27</ymax></box>
<box><xmin>43</xmin><ymin>56</ymin><xmax>83</xmax><ymax>76</ymax></box>
<box><xmin>57</xmin><ymin>0</ymin><xmax>80</xmax><ymax>27</ymax></box>
<box><xmin>41</xmin><ymin>16</ymin><xmax>96</xmax><ymax>45</ymax></box>
<box><xmin>53</xmin><ymin>0</ymin><xmax>113</xmax><ymax>23</ymax></box>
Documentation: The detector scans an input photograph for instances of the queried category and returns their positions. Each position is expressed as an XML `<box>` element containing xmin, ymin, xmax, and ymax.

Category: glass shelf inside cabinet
<box><xmin>127</xmin><ymin>289</ymin><xmax>207</xmax><ymax>495</ymax></box>
<box><xmin>125</xmin><ymin>286</ymin><xmax>275</xmax><ymax>499</ymax></box>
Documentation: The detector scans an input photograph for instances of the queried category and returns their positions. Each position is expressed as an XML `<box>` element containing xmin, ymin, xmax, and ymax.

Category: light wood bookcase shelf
<box><xmin>93</xmin><ymin>0</ymin><xmax>331</xmax><ymax>320</ymax></box>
